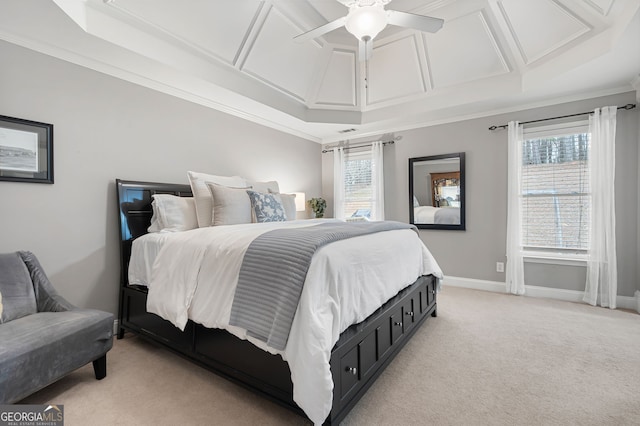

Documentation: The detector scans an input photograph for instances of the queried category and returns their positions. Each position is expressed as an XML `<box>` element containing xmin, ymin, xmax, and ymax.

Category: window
<box><xmin>521</xmin><ymin>122</ymin><xmax>590</xmax><ymax>256</ymax></box>
<box><xmin>342</xmin><ymin>151</ymin><xmax>374</xmax><ymax>219</ymax></box>
<box><xmin>334</xmin><ymin>142</ymin><xmax>384</xmax><ymax>221</ymax></box>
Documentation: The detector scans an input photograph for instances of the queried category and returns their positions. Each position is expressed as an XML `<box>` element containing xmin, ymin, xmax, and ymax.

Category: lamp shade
<box><xmin>345</xmin><ymin>4</ymin><xmax>388</xmax><ymax>41</ymax></box>
<box><xmin>293</xmin><ymin>192</ymin><xmax>306</xmax><ymax>211</ymax></box>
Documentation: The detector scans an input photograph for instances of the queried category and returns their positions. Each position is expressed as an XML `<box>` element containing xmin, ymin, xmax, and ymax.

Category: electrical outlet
<box><xmin>496</xmin><ymin>262</ymin><xmax>504</xmax><ymax>273</ymax></box>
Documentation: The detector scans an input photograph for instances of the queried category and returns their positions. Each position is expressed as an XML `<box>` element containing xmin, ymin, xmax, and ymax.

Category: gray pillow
<box><xmin>0</xmin><ymin>252</ymin><xmax>37</xmax><ymax>323</ymax></box>
<box><xmin>187</xmin><ymin>171</ymin><xmax>248</xmax><ymax>228</ymax></box>
<box><xmin>246</xmin><ymin>190</ymin><xmax>287</xmax><ymax>223</ymax></box>
<box><xmin>206</xmin><ymin>183</ymin><xmax>253</xmax><ymax>226</ymax></box>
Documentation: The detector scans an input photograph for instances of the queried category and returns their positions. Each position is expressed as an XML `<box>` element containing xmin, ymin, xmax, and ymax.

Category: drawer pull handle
<box><xmin>405</xmin><ymin>311</ymin><xmax>414</xmax><ymax>317</ymax></box>
<box><xmin>345</xmin><ymin>367</ymin><xmax>357</xmax><ymax>375</ymax></box>
<box><xmin>394</xmin><ymin>321</ymin><xmax>403</xmax><ymax>327</ymax></box>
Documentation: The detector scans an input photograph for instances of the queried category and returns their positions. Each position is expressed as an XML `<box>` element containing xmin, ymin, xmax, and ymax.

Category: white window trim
<box><xmin>345</xmin><ymin>149</ymin><xmax>371</xmax><ymax>160</ymax></box>
<box><xmin>523</xmin><ymin>251</ymin><xmax>588</xmax><ymax>266</ymax></box>
<box><xmin>524</xmin><ymin>120</ymin><xmax>588</xmax><ymax>138</ymax></box>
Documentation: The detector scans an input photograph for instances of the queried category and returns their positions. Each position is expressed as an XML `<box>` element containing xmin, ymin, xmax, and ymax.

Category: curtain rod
<box><xmin>488</xmin><ymin>103</ymin><xmax>636</xmax><ymax>131</ymax></box>
<box><xmin>322</xmin><ymin>140</ymin><xmax>395</xmax><ymax>154</ymax></box>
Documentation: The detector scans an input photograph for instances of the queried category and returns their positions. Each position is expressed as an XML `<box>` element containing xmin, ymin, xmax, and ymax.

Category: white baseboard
<box><xmin>442</xmin><ymin>276</ymin><xmax>639</xmax><ymax>312</ymax></box>
<box><xmin>113</xmin><ymin>319</ymin><xmax>119</xmax><ymax>335</ymax></box>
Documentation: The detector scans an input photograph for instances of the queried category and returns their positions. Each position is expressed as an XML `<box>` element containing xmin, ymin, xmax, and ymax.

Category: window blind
<box><xmin>521</xmin><ymin>131</ymin><xmax>591</xmax><ymax>251</ymax></box>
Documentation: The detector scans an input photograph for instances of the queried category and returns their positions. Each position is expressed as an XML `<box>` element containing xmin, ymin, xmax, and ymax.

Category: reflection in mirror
<box><xmin>409</xmin><ymin>152</ymin><xmax>465</xmax><ymax>230</ymax></box>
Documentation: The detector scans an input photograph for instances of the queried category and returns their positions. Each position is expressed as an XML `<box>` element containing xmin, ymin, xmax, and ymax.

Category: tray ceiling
<box><xmin>1</xmin><ymin>0</ymin><xmax>639</xmax><ymax>142</ymax></box>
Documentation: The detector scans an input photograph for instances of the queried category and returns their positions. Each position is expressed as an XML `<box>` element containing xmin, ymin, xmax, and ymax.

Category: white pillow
<box><xmin>0</xmin><ymin>291</ymin><xmax>3</xmax><ymax>320</ymax></box>
<box><xmin>269</xmin><ymin>191</ymin><xmax>296</xmax><ymax>220</ymax></box>
<box><xmin>413</xmin><ymin>195</ymin><xmax>420</xmax><ymax>208</ymax></box>
<box><xmin>206</xmin><ymin>183</ymin><xmax>252</xmax><ymax>226</ymax></box>
<box><xmin>148</xmin><ymin>194</ymin><xmax>198</xmax><ymax>233</ymax></box>
<box><xmin>280</xmin><ymin>193</ymin><xmax>297</xmax><ymax>220</ymax></box>
<box><xmin>187</xmin><ymin>171</ymin><xmax>247</xmax><ymax>227</ymax></box>
<box><xmin>247</xmin><ymin>180</ymin><xmax>280</xmax><ymax>194</ymax></box>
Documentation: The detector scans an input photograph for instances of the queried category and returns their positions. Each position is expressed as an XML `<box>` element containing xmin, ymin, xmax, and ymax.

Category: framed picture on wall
<box><xmin>0</xmin><ymin>115</ymin><xmax>53</xmax><ymax>184</ymax></box>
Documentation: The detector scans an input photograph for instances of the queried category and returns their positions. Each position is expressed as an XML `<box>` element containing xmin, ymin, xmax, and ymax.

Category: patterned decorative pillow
<box><xmin>246</xmin><ymin>190</ymin><xmax>287</xmax><ymax>223</ymax></box>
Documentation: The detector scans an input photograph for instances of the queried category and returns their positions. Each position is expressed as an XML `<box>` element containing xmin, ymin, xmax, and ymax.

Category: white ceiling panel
<box><xmin>306</xmin><ymin>0</ymin><xmax>347</xmax><ymax>21</ymax></box>
<box><xmin>314</xmin><ymin>49</ymin><xmax>358</xmax><ymax>107</ymax></box>
<box><xmin>582</xmin><ymin>0</ymin><xmax>615</xmax><ymax>15</ymax></box>
<box><xmin>498</xmin><ymin>0</ymin><xmax>591</xmax><ymax>64</ymax></box>
<box><xmin>1</xmin><ymin>0</ymin><xmax>637</xmax><ymax>143</ymax></box>
<box><xmin>367</xmin><ymin>35</ymin><xmax>427</xmax><ymax>105</ymax></box>
<box><xmin>426</xmin><ymin>11</ymin><xmax>510</xmax><ymax>89</ymax></box>
<box><xmin>242</xmin><ymin>5</ymin><xmax>322</xmax><ymax>101</ymax></box>
<box><xmin>111</xmin><ymin>0</ymin><xmax>262</xmax><ymax>66</ymax></box>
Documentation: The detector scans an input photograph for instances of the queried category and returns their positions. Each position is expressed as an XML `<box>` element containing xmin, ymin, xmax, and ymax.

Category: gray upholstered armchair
<box><xmin>0</xmin><ymin>251</ymin><xmax>114</xmax><ymax>403</ymax></box>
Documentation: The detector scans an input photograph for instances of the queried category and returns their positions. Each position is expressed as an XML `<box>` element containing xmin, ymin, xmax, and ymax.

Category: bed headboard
<box><xmin>116</xmin><ymin>179</ymin><xmax>192</xmax><ymax>286</ymax></box>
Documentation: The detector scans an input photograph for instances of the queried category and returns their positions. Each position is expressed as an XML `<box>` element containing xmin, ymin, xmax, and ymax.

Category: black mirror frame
<box><xmin>409</xmin><ymin>152</ymin><xmax>466</xmax><ymax>230</ymax></box>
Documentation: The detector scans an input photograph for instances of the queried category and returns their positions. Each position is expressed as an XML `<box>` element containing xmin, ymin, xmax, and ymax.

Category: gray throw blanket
<box><xmin>435</xmin><ymin>207</ymin><xmax>460</xmax><ymax>224</ymax></box>
<box><xmin>229</xmin><ymin>220</ymin><xmax>418</xmax><ymax>350</ymax></box>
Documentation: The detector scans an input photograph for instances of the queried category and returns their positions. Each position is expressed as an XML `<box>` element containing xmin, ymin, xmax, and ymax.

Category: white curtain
<box><xmin>584</xmin><ymin>106</ymin><xmax>617</xmax><ymax>308</ymax></box>
<box><xmin>371</xmin><ymin>141</ymin><xmax>385</xmax><ymax>220</ymax></box>
<box><xmin>333</xmin><ymin>147</ymin><xmax>346</xmax><ymax>220</ymax></box>
<box><xmin>506</xmin><ymin>121</ymin><xmax>525</xmax><ymax>295</ymax></box>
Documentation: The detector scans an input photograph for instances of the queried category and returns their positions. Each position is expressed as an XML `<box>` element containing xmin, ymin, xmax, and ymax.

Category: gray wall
<box><xmin>0</xmin><ymin>41</ymin><xmax>322</xmax><ymax>315</ymax></box>
<box><xmin>322</xmin><ymin>92</ymin><xmax>639</xmax><ymax>297</ymax></box>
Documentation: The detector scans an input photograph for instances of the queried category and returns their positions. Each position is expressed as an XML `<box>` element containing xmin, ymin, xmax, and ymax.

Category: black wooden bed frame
<box><xmin>116</xmin><ymin>179</ymin><xmax>437</xmax><ymax>424</ymax></box>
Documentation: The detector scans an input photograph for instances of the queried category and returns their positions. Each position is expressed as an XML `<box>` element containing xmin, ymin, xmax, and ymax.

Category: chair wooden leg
<box><xmin>93</xmin><ymin>354</ymin><xmax>107</xmax><ymax>380</ymax></box>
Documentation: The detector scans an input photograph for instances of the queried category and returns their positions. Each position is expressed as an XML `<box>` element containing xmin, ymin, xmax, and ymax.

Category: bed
<box><xmin>413</xmin><ymin>205</ymin><xmax>460</xmax><ymax>225</ymax></box>
<box><xmin>116</xmin><ymin>178</ymin><xmax>442</xmax><ymax>424</ymax></box>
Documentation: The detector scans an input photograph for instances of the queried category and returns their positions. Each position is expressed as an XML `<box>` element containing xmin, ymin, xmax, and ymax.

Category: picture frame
<box><xmin>0</xmin><ymin>115</ymin><xmax>53</xmax><ymax>184</ymax></box>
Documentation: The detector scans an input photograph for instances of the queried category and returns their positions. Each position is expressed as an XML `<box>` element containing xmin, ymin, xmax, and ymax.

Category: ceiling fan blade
<box><xmin>387</xmin><ymin>10</ymin><xmax>444</xmax><ymax>33</ymax></box>
<box><xmin>293</xmin><ymin>16</ymin><xmax>347</xmax><ymax>43</ymax></box>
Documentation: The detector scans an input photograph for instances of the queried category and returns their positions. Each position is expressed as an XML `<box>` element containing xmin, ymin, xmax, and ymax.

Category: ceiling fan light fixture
<box><xmin>345</xmin><ymin>3</ymin><xmax>388</xmax><ymax>41</ymax></box>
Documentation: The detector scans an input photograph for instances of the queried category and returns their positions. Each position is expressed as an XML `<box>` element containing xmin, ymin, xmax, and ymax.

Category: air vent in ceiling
<box><xmin>338</xmin><ymin>128</ymin><xmax>357</xmax><ymax>134</ymax></box>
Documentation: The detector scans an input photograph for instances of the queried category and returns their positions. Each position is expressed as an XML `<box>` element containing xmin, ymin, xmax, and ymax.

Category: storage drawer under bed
<box><xmin>330</xmin><ymin>275</ymin><xmax>437</xmax><ymax>418</ymax></box>
<box><xmin>119</xmin><ymin>275</ymin><xmax>437</xmax><ymax>425</ymax></box>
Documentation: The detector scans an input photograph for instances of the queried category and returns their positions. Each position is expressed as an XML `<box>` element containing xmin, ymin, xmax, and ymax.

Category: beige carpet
<box><xmin>20</xmin><ymin>287</ymin><xmax>640</xmax><ymax>425</ymax></box>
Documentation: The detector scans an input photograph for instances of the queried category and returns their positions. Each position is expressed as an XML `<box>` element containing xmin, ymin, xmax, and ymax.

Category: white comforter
<box><xmin>132</xmin><ymin>219</ymin><xmax>443</xmax><ymax>424</ymax></box>
<box><xmin>414</xmin><ymin>205</ymin><xmax>460</xmax><ymax>224</ymax></box>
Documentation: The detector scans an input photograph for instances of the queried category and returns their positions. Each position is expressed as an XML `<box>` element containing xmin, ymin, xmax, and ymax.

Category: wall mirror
<box><xmin>409</xmin><ymin>152</ymin><xmax>465</xmax><ymax>230</ymax></box>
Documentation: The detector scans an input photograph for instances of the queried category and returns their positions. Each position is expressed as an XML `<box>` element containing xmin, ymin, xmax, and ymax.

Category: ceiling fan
<box><xmin>294</xmin><ymin>0</ymin><xmax>444</xmax><ymax>60</ymax></box>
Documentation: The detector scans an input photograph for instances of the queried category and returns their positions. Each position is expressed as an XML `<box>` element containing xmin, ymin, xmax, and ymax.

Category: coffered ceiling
<box><xmin>1</xmin><ymin>0</ymin><xmax>639</xmax><ymax>143</ymax></box>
